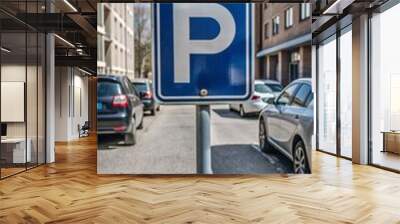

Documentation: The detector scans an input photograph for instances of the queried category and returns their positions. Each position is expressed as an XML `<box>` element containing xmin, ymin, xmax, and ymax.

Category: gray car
<box><xmin>258</xmin><ymin>78</ymin><xmax>313</xmax><ymax>173</ymax></box>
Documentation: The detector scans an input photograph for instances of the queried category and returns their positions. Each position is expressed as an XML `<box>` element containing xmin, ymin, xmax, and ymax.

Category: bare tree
<box><xmin>134</xmin><ymin>4</ymin><xmax>151</xmax><ymax>78</ymax></box>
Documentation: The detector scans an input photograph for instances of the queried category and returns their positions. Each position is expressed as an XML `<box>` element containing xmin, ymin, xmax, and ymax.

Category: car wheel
<box><xmin>125</xmin><ymin>118</ymin><xmax>137</xmax><ymax>146</ymax></box>
<box><xmin>157</xmin><ymin>105</ymin><xmax>160</xmax><ymax>111</ymax></box>
<box><xmin>239</xmin><ymin>105</ymin><xmax>246</xmax><ymax>117</ymax></box>
<box><xmin>151</xmin><ymin>109</ymin><xmax>156</xmax><ymax>116</ymax></box>
<box><xmin>259</xmin><ymin>119</ymin><xmax>272</xmax><ymax>153</ymax></box>
<box><xmin>293</xmin><ymin>141</ymin><xmax>309</xmax><ymax>174</ymax></box>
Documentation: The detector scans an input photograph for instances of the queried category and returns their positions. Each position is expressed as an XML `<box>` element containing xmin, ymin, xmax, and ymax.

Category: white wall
<box><xmin>54</xmin><ymin>67</ymin><xmax>89</xmax><ymax>141</ymax></box>
<box><xmin>1</xmin><ymin>65</ymin><xmax>28</xmax><ymax>138</ymax></box>
<box><xmin>55</xmin><ymin>67</ymin><xmax>69</xmax><ymax>141</ymax></box>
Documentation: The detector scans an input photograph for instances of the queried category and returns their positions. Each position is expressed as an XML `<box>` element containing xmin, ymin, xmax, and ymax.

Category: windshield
<box><xmin>98</xmin><ymin>80</ymin><xmax>122</xmax><ymax>97</ymax></box>
<box><xmin>266</xmin><ymin>83</ymin><xmax>282</xmax><ymax>92</ymax></box>
<box><xmin>255</xmin><ymin>83</ymin><xmax>272</xmax><ymax>93</ymax></box>
<box><xmin>132</xmin><ymin>82</ymin><xmax>148</xmax><ymax>92</ymax></box>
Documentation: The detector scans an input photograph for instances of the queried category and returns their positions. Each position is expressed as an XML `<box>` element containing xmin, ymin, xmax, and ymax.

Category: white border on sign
<box><xmin>153</xmin><ymin>3</ymin><xmax>255</xmax><ymax>104</ymax></box>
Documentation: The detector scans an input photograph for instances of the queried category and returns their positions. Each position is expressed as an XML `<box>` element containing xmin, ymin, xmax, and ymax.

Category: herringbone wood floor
<box><xmin>1</xmin><ymin>136</ymin><xmax>400</xmax><ymax>223</ymax></box>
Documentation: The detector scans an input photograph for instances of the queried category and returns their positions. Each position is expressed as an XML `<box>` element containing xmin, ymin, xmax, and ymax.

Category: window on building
<box><xmin>121</xmin><ymin>49</ymin><xmax>124</xmax><ymax>69</ymax></box>
<box><xmin>285</xmin><ymin>8</ymin><xmax>294</xmax><ymax>29</ymax></box>
<box><xmin>337</xmin><ymin>27</ymin><xmax>353</xmax><ymax>159</ymax></box>
<box><xmin>264</xmin><ymin>23</ymin><xmax>269</xmax><ymax>39</ymax></box>
<box><xmin>318</xmin><ymin>36</ymin><xmax>337</xmax><ymax>155</ymax></box>
<box><xmin>97</xmin><ymin>4</ymin><xmax>104</xmax><ymax>26</ymax></box>
<box><xmin>97</xmin><ymin>34</ymin><xmax>104</xmax><ymax>62</ymax></box>
<box><xmin>300</xmin><ymin>3</ymin><xmax>311</xmax><ymax>20</ymax></box>
<box><xmin>114</xmin><ymin>17</ymin><xmax>118</xmax><ymax>39</ymax></box>
<box><xmin>114</xmin><ymin>45</ymin><xmax>118</xmax><ymax>67</ymax></box>
<box><xmin>272</xmin><ymin>16</ymin><xmax>280</xmax><ymax>35</ymax></box>
<box><xmin>371</xmin><ymin>3</ymin><xmax>400</xmax><ymax>171</ymax></box>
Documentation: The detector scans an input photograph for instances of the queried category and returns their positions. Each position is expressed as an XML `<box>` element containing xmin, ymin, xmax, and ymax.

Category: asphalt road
<box><xmin>98</xmin><ymin>105</ymin><xmax>293</xmax><ymax>174</ymax></box>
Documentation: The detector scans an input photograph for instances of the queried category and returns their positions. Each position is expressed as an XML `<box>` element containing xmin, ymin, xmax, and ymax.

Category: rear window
<box><xmin>255</xmin><ymin>84</ymin><xmax>271</xmax><ymax>93</ymax></box>
<box><xmin>266</xmin><ymin>84</ymin><xmax>282</xmax><ymax>92</ymax></box>
<box><xmin>98</xmin><ymin>80</ymin><xmax>122</xmax><ymax>97</ymax></box>
<box><xmin>132</xmin><ymin>82</ymin><xmax>148</xmax><ymax>92</ymax></box>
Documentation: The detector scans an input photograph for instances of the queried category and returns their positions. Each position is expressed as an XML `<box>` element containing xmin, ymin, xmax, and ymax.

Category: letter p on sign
<box><xmin>173</xmin><ymin>4</ymin><xmax>236</xmax><ymax>83</ymax></box>
<box><xmin>153</xmin><ymin>3</ymin><xmax>253</xmax><ymax>104</ymax></box>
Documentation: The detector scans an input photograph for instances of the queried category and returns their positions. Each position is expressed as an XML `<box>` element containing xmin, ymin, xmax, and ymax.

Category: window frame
<box><xmin>272</xmin><ymin>16</ymin><xmax>280</xmax><ymax>35</ymax></box>
<box><xmin>285</xmin><ymin>7</ymin><xmax>294</xmax><ymax>29</ymax></box>
<box><xmin>276</xmin><ymin>83</ymin><xmax>301</xmax><ymax>105</ymax></box>
<box><xmin>300</xmin><ymin>3</ymin><xmax>311</xmax><ymax>21</ymax></box>
<box><xmin>293</xmin><ymin>84</ymin><xmax>312</xmax><ymax>107</ymax></box>
<box><xmin>315</xmin><ymin>21</ymin><xmax>354</xmax><ymax>161</ymax></box>
<box><xmin>264</xmin><ymin>22</ymin><xmax>269</xmax><ymax>39</ymax></box>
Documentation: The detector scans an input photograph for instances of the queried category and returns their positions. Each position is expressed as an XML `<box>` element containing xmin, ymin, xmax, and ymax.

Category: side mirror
<box><xmin>266</xmin><ymin>97</ymin><xmax>276</xmax><ymax>105</ymax></box>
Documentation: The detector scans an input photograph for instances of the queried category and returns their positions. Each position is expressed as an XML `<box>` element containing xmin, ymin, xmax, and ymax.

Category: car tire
<box><xmin>293</xmin><ymin>140</ymin><xmax>310</xmax><ymax>174</ymax></box>
<box><xmin>239</xmin><ymin>105</ymin><xmax>246</xmax><ymax>117</ymax></box>
<box><xmin>157</xmin><ymin>105</ymin><xmax>160</xmax><ymax>111</ymax></box>
<box><xmin>259</xmin><ymin>119</ymin><xmax>273</xmax><ymax>153</ymax></box>
<box><xmin>125</xmin><ymin>118</ymin><xmax>137</xmax><ymax>146</ymax></box>
<box><xmin>151</xmin><ymin>109</ymin><xmax>156</xmax><ymax>116</ymax></box>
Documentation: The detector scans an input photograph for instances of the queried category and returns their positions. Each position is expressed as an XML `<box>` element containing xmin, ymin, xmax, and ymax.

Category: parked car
<box><xmin>259</xmin><ymin>79</ymin><xmax>284</xmax><ymax>96</ymax></box>
<box><xmin>258</xmin><ymin>78</ymin><xmax>313</xmax><ymax>173</ymax></box>
<box><xmin>132</xmin><ymin>79</ymin><xmax>159</xmax><ymax>115</ymax></box>
<box><xmin>229</xmin><ymin>80</ymin><xmax>282</xmax><ymax>117</ymax></box>
<box><xmin>97</xmin><ymin>75</ymin><xmax>144</xmax><ymax>145</ymax></box>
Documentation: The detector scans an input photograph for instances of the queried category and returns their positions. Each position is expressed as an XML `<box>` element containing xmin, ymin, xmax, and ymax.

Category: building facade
<box><xmin>255</xmin><ymin>3</ymin><xmax>312</xmax><ymax>86</ymax></box>
<box><xmin>97</xmin><ymin>3</ymin><xmax>135</xmax><ymax>79</ymax></box>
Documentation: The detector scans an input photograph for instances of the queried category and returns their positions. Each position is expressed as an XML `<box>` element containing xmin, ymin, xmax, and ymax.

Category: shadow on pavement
<box><xmin>97</xmin><ymin>134</ymin><xmax>129</xmax><ymax>149</ymax></box>
<box><xmin>212</xmin><ymin>108</ymin><xmax>258</xmax><ymax>120</ymax></box>
<box><xmin>212</xmin><ymin>144</ymin><xmax>293</xmax><ymax>174</ymax></box>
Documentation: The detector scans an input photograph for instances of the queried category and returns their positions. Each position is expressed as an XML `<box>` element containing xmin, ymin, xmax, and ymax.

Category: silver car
<box><xmin>258</xmin><ymin>78</ymin><xmax>313</xmax><ymax>173</ymax></box>
<box><xmin>229</xmin><ymin>80</ymin><xmax>282</xmax><ymax>117</ymax></box>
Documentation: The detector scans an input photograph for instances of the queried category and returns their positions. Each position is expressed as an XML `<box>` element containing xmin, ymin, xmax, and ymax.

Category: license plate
<box><xmin>97</xmin><ymin>102</ymin><xmax>102</xmax><ymax>111</ymax></box>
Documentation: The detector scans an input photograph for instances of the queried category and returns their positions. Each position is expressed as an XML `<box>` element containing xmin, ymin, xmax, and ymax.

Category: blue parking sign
<box><xmin>153</xmin><ymin>3</ymin><xmax>254</xmax><ymax>104</ymax></box>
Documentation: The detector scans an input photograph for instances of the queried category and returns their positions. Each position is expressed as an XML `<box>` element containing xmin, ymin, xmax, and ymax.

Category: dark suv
<box><xmin>132</xmin><ymin>79</ymin><xmax>159</xmax><ymax>115</ymax></box>
<box><xmin>97</xmin><ymin>75</ymin><xmax>144</xmax><ymax>145</ymax></box>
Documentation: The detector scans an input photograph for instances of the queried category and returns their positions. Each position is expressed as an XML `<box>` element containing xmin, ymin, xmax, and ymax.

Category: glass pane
<box><xmin>1</xmin><ymin>31</ymin><xmax>27</xmax><ymax>177</ymax></box>
<box><xmin>293</xmin><ymin>84</ymin><xmax>311</xmax><ymax>107</ymax></box>
<box><xmin>340</xmin><ymin>28</ymin><xmax>352</xmax><ymax>158</ymax></box>
<box><xmin>38</xmin><ymin>33</ymin><xmax>45</xmax><ymax>165</ymax></box>
<box><xmin>371</xmin><ymin>4</ymin><xmax>400</xmax><ymax>171</ymax></box>
<box><xmin>318</xmin><ymin>36</ymin><xmax>337</xmax><ymax>154</ymax></box>
<box><xmin>277</xmin><ymin>84</ymin><xmax>299</xmax><ymax>105</ymax></box>
<box><xmin>27</xmin><ymin>31</ymin><xmax>38</xmax><ymax>169</ymax></box>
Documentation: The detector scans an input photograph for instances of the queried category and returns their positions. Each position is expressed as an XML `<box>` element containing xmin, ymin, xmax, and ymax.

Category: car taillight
<box><xmin>143</xmin><ymin>91</ymin><xmax>152</xmax><ymax>99</ymax></box>
<box><xmin>251</xmin><ymin>95</ymin><xmax>261</xmax><ymax>101</ymax></box>
<box><xmin>112</xmin><ymin>95</ymin><xmax>129</xmax><ymax>108</ymax></box>
<box><xmin>113</xmin><ymin>125</ymin><xmax>127</xmax><ymax>132</ymax></box>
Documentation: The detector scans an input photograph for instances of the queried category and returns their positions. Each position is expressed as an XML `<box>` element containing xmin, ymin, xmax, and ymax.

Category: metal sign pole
<box><xmin>196</xmin><ymin>105</ymin><xmax>212</xmax><ymax>174</ymax></box>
